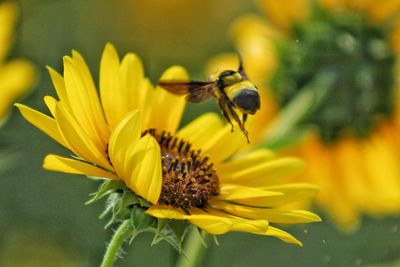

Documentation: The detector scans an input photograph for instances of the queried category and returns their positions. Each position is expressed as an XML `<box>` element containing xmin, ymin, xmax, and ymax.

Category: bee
<box><xmin>158</xmin><ymin>55</ymin><xmax>260</xmax><ymax>142</ymax></box>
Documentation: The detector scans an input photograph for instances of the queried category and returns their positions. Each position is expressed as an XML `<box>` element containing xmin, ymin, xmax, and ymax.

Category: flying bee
<box><xmin>157</xmin><ymin>55</ymin><xmax>260</xmax><ymax>143</ymax></box>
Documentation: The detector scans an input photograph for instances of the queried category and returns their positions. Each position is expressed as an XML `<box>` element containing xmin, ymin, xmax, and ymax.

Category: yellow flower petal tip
<box><xmin>158</xmin><ymin>65</ymin><xmax>189</xmax><ymax>81</ymax></box>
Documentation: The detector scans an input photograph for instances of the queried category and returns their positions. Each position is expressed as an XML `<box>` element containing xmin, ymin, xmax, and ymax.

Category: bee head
<box><xmin>217</xmin><ymin>70</ymin><xmax>243</xmax><ymax>88</ymax></box>
<box><xmin>233</xmin><ymin>89</ymin><xmax>260</xmax><ymax>114</ymax></box>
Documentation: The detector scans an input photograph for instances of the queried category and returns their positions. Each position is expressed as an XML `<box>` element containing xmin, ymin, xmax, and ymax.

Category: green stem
<box><xmin>100</xmin><ymin>220</ymin><xmax>132</xmax><ymax>267</ymax></box>
<box><xmin>175</xmin><ymin>228</ymin><xmax>209</xmax><ymax>267</ymax></box>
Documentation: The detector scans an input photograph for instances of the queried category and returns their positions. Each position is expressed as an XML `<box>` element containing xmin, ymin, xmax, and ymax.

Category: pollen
<box><xmin>143</xmin><ymin>129</ymin><xmax>220</xmax><ymax>210</ymax></box>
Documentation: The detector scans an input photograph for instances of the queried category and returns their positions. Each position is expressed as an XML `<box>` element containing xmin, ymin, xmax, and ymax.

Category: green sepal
<box><xmin>150</xmin><ymin>219</ymin><xmax>191</xmax><ymax>253</ymax></box>
<box><xmin>137</xmin><ymin>197</ymin><xmax>152</xmax><ymax>208</ymax></box>
<box><xmin>117</xmin><ymin>191</ymin><xmax>140</xmax><ymax>216</ymax></box>
<box><xmin>89</xmin><ymin>181</ymin><xmax>194</xmax><ymax>253</ymax></box>
<box><xmin>102</xmin><ymin>193</ymin><xmax>121</xmax><ymax>229</ymax></box>
<box><xmin>194</xmin><ymin>227</ymin><xmax>208</xmax><ymax>248</ymax></box>
<box><xmin>212</xmin><ymin>235</ymin><xmax>220</xmax><ymax>246</ymax></box>
<box><xmin>169</xmin><ymin>220</ymin><xmax>190</xmax><ymax>246</ymax></box>
<box><xmin>154</xmin><ymin>232</ymin><xmax>183</xmax><ymax>253</ymax></box>
<box><xmin>85</xmin><ymin>179</ymin><xmax>126</xmax><ymax>205</ymax></box>
<box><xmin>155</xmin><ymin>218</ymin><xmax>169</xmax><ymax>235</ymax></box>
<box><xmin>130</xmin><ymin>206</ymin><xmax>155</xmax><ymax>232</ymax></box>
<box><xmin>152</xmin><ymin>218</ymin><xmax>169</xmax><ymax>245</ymax></box>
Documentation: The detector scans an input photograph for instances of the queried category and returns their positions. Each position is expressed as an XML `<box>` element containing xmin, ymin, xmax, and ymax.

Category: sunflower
<box><xmin>0</xmin><ymin>2</ymin><xmax>35</xmax><ymax>125</ymax></box>
<box><xmin>207</xmin><ymin>0</ymin><xmax>400</xmax><ymax>228</ymax></box>
<box><xmin>16</xmin><ymin>43</ymin><xmax>320</xmax><ymax>247</ymax></box>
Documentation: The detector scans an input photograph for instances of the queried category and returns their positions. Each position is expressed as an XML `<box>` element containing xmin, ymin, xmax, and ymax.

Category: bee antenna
<box><xmin>237</xmin><ymin>51</ymin><xmax>244</xmax><ymax>72</ymax></box>
<box><xmin>237</xmin><ymin>51</ymin><xmax>248</xmax><ymax>80</ymax></box>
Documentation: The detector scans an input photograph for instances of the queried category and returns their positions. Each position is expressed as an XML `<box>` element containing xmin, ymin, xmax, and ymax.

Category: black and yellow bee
<box><xmin>158</xmin><ymin>56</ymin><xmax>260</xmax><ymax>142</ymax></box>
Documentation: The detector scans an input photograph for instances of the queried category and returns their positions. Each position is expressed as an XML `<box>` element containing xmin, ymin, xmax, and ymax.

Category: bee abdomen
<box><xmin>233</xmin><ymin>89</ymin><xmax>260</xmax><ymax>114</ymax></box>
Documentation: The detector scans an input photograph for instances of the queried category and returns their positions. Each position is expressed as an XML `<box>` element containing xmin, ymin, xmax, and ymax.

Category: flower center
<box><xmin>271</xmin><ymin>6</ymin><xmax>396</xmax><ymax>143</ymax></box>
<box><xmin>144</xmin><ymin>129</ymin><xmax>220</xmax><ymax>210</ymax></box>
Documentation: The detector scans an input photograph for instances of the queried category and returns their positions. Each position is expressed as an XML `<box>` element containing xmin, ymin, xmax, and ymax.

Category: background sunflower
<box><xmin>0</xmin><ymin>1</ymin><xmax>34</xmax><ymax>125</ymax></box>
<box><xmin>207</xmin><ymin>0</ymin><xmax>400</xmax><ymax>230</ymax></box>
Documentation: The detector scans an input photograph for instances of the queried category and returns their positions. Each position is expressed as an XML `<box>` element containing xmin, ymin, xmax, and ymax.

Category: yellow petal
<box><xmin>201</xmin><ymin>123</ymin><xmax>248</xmax><ymax>163</ymax></box>
<box><xmin>332</xmin><ymin>138</ymin><xmax>368</xmax><ymax>213</ymax></box>
<box><xmin>365</xmin><ymin>0</ymin><xmax>400</xmax><ymax>22</ymax></box>
<box><xmin>147</xmin><ymin>206</ymin><xmax>269</xmax><ymax>235</ymax></box>
<box><xmin>218</xmin><ymin>184</ymin><xmax>283</xmax><ymax>200</ymax></box>
<box><xmin>63</xmin><ymin>54</ymin><xmax>108</xmax><ymax>147</ymax></box>
<box><xmin>233</xmin><ymin>183</ymin><xmax>319</xmax><ymax>207</ymax></box>
<box><xmin>54</xmin><ymin>103</ymin><xmax>112</xmax><ymax>170</ymax></box>
<box><xmin>43</xmin><ymin>154</ymin><xmax>118</xmax><ymax>179</ymax></box>
<box><xmin>99</xmin><ymin>43</ymin><xmax>124</xmax><ymax>129</ymax></box>
<box><xmin>319</xmin><ymin>0</ymin><xmax>346</xmax><ymax>10</ymax></box>
<box><xmin>391</xmin><ymin>19</ymin><xmax>400</xmax><ymax>54</ymax></box>
<box><xmin>100</xmin><ymin>43</ymin><xmax>151</xmax><ymax>130</ymax></box>
<box><xmin>205</xmin><ymin>53</ymin><xmax>239</xmax><ymax>80</ymax></box>
<box><xmin>297</xmin><ymin>134</ymin><xmax>336</xmax><ymax>212</ymax></box>
<box><xmin>15</xmin><ymin>104</ymin><xmax>67</xmax><ymax>148</ymax></box>
<box><xmin>47</xmin><ymin>66</ymin><xmax>71</xmax><ymax>111</ymax></box>
<box><xmin>146</xmin><ymin>205</ymin><xmax>188</xmax><ymax>220</ymax></box>
<box><xmin>363</xmin><ymin>132</ymin><xmax>400</xmax><ymax>213</ymax></box>
<box><xmin>219</xmin><ymin>157</ymin><xmax>304</xmax><ymax>187</ymax></box>
<box><xmin>216</xmin><ymin>149</ymin><xmax>276</xmax><ymax>176</ymax></box>
<box><xmin>176</xmin><ymin>113</ymin><xmax>224</xmax><ymax>150</ymax></box>
<box><xmin>120</xmin><ymin>52</ymin><xmax>149</xmax><ymax>116</ymax></box>
<box><xmin>228</xmin><ymin>217</ymin><xmax>268</xmax><ymax>234</ymax></box>
<box><xmin>262</xmin><ymin>226</ymin><xmax>302</xmax><ymax>246</ymax></box>
<box><xmin>256</xmin><ymin>0</ymin><xmax>309</xmax><ymax>31</ymax></box>
<box><xmin>0</xmin><ymin>59</ymin><xmax>35</xmax><ymax>119</ymax></box>
<box><xmin>145</xmin><ymin>66</ymin><xmax>188</xmax><ymax>134</ymax></box>
<box><xmin>126</xmin><ymin>134</ymin><xmax>162</xmax><ymax>204</ymax></box>
<box><xmin>189</xmin><ymin>209</ymin><xmax>268</xmax><ymax>235</ymax></box>
<box><xmin>108</xmin><ymin>110</ymin><xmax>142</xmax><ymax>179</ymax></box>
<box><xmin>213</xmin><ymin>202</ymin><xmax>321</xmax><ymax>223</ymax></box>
<box><xmin>0</xmin><ymin>1</ymin><xmax>16</xmax><ymax>61</ymax></box>
<box><xmin>44</xmin><ymin>96</ymin><xmax>57</xmax><ymax>117</ymax></box>
<box><xmin>229</xmin><ymin>15</ymin><xmax>280</xmax><ymax>83</ymax></box>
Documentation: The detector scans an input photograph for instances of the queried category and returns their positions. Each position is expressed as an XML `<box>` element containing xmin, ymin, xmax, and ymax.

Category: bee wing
<box><xmin>186</xmin><ymin>83</ymin><xmax>216</xmax><ymax>103</ymax></box>
<box><xmin>157</xmin><ymin>81</ymin><xmax>216</xmax><ymax>103</ymax></box>
<box><xmin>237</xmin><ymin>53</ymin><xmax>249</xmax><ymax>80</ymax></box>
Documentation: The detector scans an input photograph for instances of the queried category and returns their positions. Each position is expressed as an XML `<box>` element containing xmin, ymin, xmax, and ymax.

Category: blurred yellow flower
<box><xmin>0</xmin><ymin>2</ymin><xmax>35</xmax><ymax>124</ymax></box>
<box><xmin>208</xmin><ymin>0</ymin><xmax>400</xmax><ymax>229</ymax></box>
<box><xmin>16</xmin><ymin>44</ymin><xmax>320</xmax><ymax>245</ymax></box>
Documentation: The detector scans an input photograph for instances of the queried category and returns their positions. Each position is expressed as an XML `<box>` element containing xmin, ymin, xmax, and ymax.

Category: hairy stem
<box><xmin>100</xmin><ymin>220</ymin><xmax>132</xmax><ymax>267</ymax></box>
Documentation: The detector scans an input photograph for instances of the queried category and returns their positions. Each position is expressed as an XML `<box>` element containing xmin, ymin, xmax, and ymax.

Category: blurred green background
<box><xmin>0</xmin><ymin>0</ymin><xmax>399</xmax><ymax>266</ymax></box>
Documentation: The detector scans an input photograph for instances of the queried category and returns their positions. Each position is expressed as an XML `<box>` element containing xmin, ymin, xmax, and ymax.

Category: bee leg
<box><xmin>218</xmin><ymin>97</ymin><xmax>234</xmax><ymax>132</ymax></box>
<box><xmin>241</xmin><ymin>114</ymin><xmax>250</xmax><ymax>143</ymax></box>
<box><xmin>227</xmin><ymin>103</ymin><xmax>250</xmax><ymax>143</ymax></box>
<box><xmin>242</xmin><ymin>113</ymin><xmax>248</xmax><ymax>128</ymax></box>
